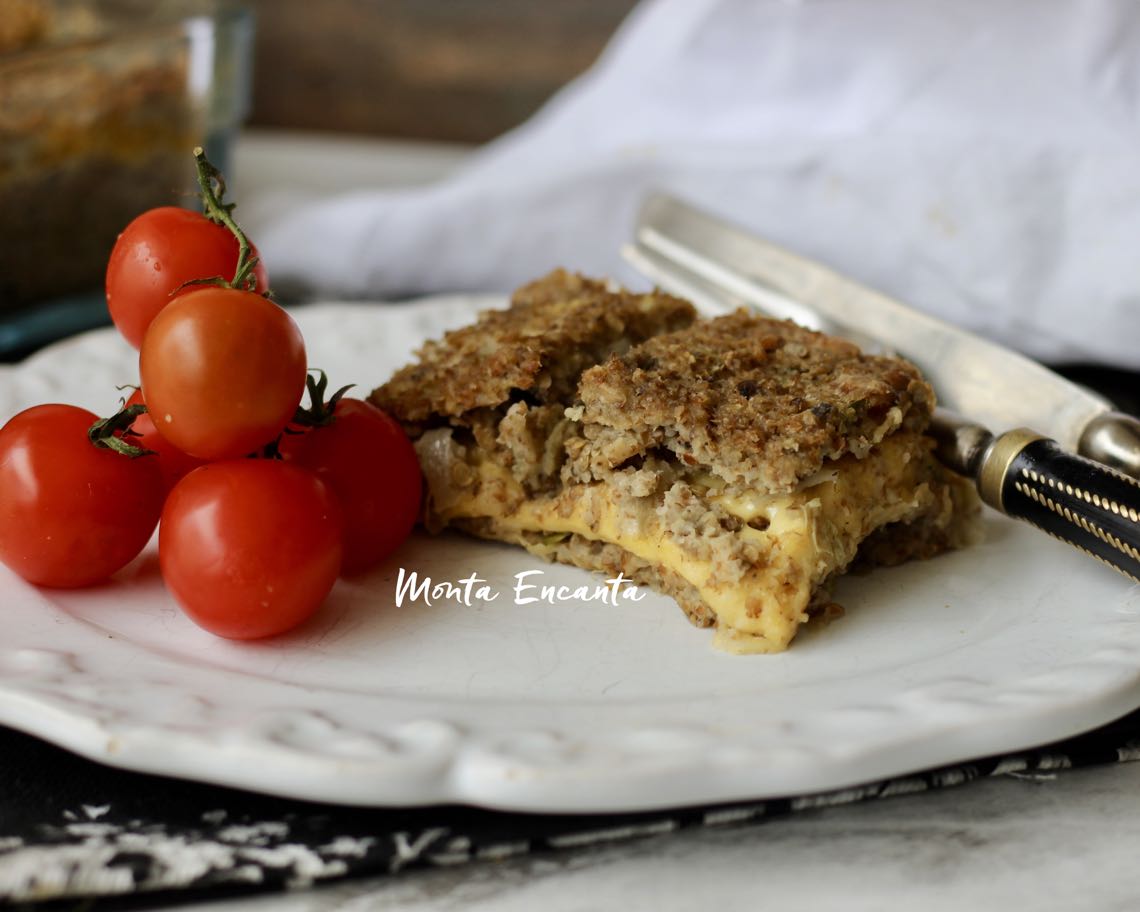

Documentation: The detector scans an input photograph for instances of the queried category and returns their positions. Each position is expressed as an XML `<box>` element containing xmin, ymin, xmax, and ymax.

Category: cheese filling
<box><xmin>427</xmin><ymin>434</ymin><xmax>938</xmax><ymax>654</ymax></box>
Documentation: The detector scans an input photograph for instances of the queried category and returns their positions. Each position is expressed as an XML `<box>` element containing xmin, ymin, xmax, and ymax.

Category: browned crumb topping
<box><xmin>372</xmin><ymin>270</ymin><xmax>696</xmax><ymax>424</ymax></box>
<box><xmin>573</xmin><ymin>310</ymin><xmax>935</xmax><ymax>493</ymax></box>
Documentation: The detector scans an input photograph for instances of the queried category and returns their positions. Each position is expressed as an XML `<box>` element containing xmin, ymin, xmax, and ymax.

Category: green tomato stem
<box><xmin>192</xmin><ymin>146</ymin><xmax>260</xmax><ymax>292</ymax></box>
<box><xmin>88</xmin><ymin>404</ymin><xmax>154</xmax><ymax>459</ymax></box>
<box><xmin>292</xmin><ymin>369</ymin><xmax>355</xmax><ymax>428</ymax></box>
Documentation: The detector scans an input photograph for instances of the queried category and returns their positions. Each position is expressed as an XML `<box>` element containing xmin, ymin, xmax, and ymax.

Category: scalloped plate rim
<box><xmin>1</xmin><ymin>295</ymin><xmax>1138</xmax><ymax>813</ymax></box>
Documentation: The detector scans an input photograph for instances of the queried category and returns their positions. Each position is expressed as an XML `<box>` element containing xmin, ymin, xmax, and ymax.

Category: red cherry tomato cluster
<box><xmin>0</xmin><ymin>149</ymin><xmax>422</xmax><ymax>640</ymax></box>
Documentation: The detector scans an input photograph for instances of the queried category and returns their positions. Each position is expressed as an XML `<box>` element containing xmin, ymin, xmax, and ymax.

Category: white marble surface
<box><xmin>233</xmin><ymin>130</ymin><xmax>470</xmax><ymax>245</ymax></box>
<box><xmin>162</xmin><ymin>762</ymin><xmax>1140</xmax><ymax>912</ymax></box>
<box><xmin>234</xmin><ymin>130</ymin><xmax>470</xmax><ymax>196</ymax></box>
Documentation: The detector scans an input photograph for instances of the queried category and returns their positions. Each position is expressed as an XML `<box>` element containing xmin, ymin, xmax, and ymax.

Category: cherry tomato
<box><xmin>0</xmin><ymin>404</ymin><xmax>164</xmax><ymax>588</ymax></box>
<box><xmin>106</xmin><ymin>207</ymin><xmax>270</xmax><ymax>350</ymax></box>
<box><xmin>160</xmin><ymin>460</ymin><xmax>343</xmax><ymax>639</ymax></box>
<box><xmin>283</xmin><ymin>399</ymin><xmax>422</xmax><ymax>575</ymax></box>
<box><xmin>120</xmin><ymin>389</ymin><xmax>206</xmax><ymax>494</ymax></box>
<box><xmin>139</xmin><ymin>287</ymin><xmax>307</xmax><ymax>460</ymax></box>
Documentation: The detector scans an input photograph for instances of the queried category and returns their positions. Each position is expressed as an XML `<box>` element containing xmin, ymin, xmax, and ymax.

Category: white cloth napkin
<box><xmin>254</xmin><ymin>0</ymin><xmax>1140</xmax><ymax>370</ymax></box>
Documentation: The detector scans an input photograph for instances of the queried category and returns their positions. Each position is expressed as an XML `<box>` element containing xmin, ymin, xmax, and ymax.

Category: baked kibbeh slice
<box><xmin>371</xmin><ymin>270</ymin><xmax>979</xmax><ymax>653</ymax></box>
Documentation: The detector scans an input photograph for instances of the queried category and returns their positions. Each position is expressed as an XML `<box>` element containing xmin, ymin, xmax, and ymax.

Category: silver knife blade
<box><xmin>627</xmin><ymin>192</ymin><xmax>1140</xmax><ymax>478</ymax></box>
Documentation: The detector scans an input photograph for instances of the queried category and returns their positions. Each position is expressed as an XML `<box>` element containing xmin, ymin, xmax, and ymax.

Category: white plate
<box><xmin>2</xmin><ymin>297</ymin><xmax>1139</xmax><ymax>813</ymax></box>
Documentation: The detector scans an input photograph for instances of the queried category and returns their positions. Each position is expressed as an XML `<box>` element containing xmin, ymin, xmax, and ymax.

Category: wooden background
<box><xmin>243</xmin><ymin>1</ymin><xmax>639</xmax><ymax>143</ymax></box>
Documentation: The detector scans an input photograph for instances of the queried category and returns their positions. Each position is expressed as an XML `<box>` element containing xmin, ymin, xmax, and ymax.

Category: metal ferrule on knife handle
<box><xmin>978</xmin><ymin>429</ymin><xmax>1140</xmax><ymax>582</ymax></box>
<box><xmin>1079</xmin><ymin>412</ymin><xmax>1140</xmax><ymax>480</ymax></box>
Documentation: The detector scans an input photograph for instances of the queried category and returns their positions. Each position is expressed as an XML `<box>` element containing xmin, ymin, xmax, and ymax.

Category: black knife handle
<box><xmin>978</xmin><ymin>429</ymin><xmax>1140</xmax><ymax>581</ymax></box>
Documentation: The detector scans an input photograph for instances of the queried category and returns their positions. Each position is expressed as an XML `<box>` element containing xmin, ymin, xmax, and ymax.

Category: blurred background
<box><xmin>244</xmin><ymin>0</ymin><xmax>636</xmax><ymax>143</ymax></box>
<box><xmin>0</xmin><ymin>0</ymin><xmax>1136</xmax><ymax>413</ymax></box>
<box><xmin>0</xmin><ymin>0</ymin><xmax>635</xmax><ymax>357</ymax></box>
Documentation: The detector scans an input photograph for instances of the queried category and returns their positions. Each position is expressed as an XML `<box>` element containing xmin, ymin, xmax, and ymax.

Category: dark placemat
<box><xmin>3</xmin><ymin>713</ymin><xmax>1140</xmax><ymax>909</ymax></box>
<box><xmin>0</xmin><ymin>295</ymin><xmax>110</xmax><ymax>364</ymax></box>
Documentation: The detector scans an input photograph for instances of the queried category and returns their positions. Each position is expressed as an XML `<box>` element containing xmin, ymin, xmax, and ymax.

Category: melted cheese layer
<box><xmin>433</xmin><ymin>434</ymin><xmax>935</xmax><ymax>653</ymax></box>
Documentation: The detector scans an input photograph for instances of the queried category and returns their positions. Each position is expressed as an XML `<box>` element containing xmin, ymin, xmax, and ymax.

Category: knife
<box><xmin>622</xmin><ymin>195</ymin><xmax>1140</xmax><ymax>581</ymax></box>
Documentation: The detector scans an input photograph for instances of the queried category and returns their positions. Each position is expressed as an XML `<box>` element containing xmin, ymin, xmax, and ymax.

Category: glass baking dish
<box><xmin>0</xmin><ymin>0</ymin><xmax>252</xmax><ymax>348</ymax></box>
